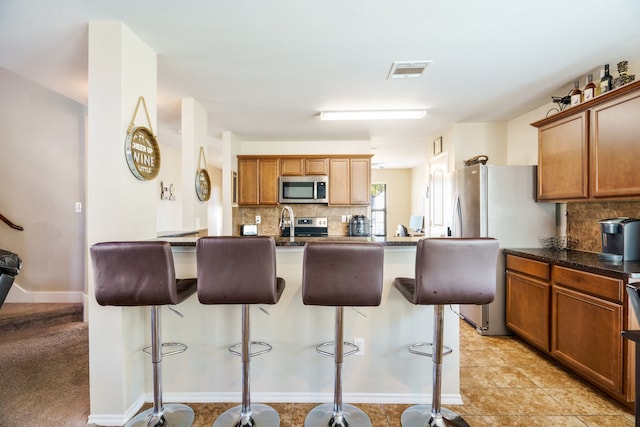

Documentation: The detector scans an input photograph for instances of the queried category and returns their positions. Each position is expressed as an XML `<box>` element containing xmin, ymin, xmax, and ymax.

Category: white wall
<box><xmin>157</xmin><ymin>144</ymin><xmax>182</xmax><ymax>232</ymax></box>
<box><xmin>0</xmin><ymin>67</ymin><xmax>86</xmax><ymax>301</ymax></box>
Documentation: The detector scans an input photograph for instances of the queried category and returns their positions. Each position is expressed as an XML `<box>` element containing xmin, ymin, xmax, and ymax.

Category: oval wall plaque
<box><xmin>195</xmin><ymin>168</ymin><xmax>211</xmax><ymax>201</ymax></box>
<box><xmin>124</xmin><ymin>126</ymin><xmax>161</xmax><ymax>181</ymax></box>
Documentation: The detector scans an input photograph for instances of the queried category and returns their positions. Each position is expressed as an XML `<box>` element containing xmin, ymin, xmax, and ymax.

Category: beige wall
<box><xmin>0</xmin><ymin>68</ymin><xmax>86</xmax><ymax>299</ymax></box>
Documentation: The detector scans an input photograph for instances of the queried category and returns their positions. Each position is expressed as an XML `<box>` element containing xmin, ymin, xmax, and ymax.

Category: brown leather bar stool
<box><xmin>394</xmin><ymin>238</ymin><xmax>499</xmax><ymax>427</ymax></box>
<box><xmin>302</xmin><ymin>241</ymin><xmax>384</xmax><ymax>427</ymax></box>
<box><xmin>90</xmin><ymin>241</ymin><xmax>197</xmax><ymax>427</ymax></box>
<box><xmin>196</xmin><ymin>236</ymin><xmax>285</xmax><ymax>427</ymax></box>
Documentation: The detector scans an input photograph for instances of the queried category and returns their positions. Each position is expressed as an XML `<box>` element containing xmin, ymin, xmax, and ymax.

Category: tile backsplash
<box><xmin>567</xmin><ymin>201</ymin><xmax>640</xmax><ymax>253</ymax></box>
<box><xmin>233</xmin><ymin>205</ymin><xmax>369</xmax><ymax>236</ymax></box>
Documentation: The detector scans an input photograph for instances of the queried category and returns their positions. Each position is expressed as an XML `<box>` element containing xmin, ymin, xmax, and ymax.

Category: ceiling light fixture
<box><xmin>320</xmin><ymin>109</ymin><xmax>427</xmax><ymax>121</ymax></box>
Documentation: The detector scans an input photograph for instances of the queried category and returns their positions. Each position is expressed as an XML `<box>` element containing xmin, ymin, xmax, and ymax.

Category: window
<box><xmin>370</xmin><ymin>183</ymin><xmax>386</xmax><ymax>236</ymax></box>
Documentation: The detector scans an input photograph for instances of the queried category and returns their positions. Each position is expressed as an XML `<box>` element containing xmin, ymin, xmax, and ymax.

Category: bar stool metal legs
<box><xmin>304</xmin><ymin>307</ymin><xmax>371</xmax><ymax>427</ymax></box>
<box><xmin>400</xmin><ymin>305</ymin><xmax>468</xmax><ymax>427</ymax></box>
<box><xmin>214</xmin><ymin>304</ymin><xmax>279</xmax><ymax>427</ymax></box>
<box><xmin>127</xmin><ymin>306</ymin><xmax>195</xmax><ymax>427</ymax></box>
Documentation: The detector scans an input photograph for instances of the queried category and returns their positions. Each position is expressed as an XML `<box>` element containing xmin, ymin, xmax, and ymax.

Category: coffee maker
<box><xmin>599</xmin><ymin>217</ymin><xmax>640</xmax><ymax>262</ymax></box>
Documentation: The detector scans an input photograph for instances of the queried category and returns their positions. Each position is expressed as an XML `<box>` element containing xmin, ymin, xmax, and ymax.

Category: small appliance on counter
<box><xmin>281</xmin><ymin>217</ymin><xmax>328</xmax><ymax>237</ymax></box>
<box><xmin>349</xmin><ymin>215</ymin><xmax>370</xmax><ymax>237</ymax></box>
<box><xmin>240</xmin><ymin>224</ymin><xmax>258</xmax><ymax>236</ymax></box>
<box><xmin>599</xmin><ymin>217</ymin><xmax>640</xmax><ymax>262</ymax></box>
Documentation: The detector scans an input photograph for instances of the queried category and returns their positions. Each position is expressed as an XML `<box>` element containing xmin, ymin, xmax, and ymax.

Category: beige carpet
<box><xmin>0</xmin><ymin>315</ymin><xmax>91</xmax><ymax>427</ymax></box>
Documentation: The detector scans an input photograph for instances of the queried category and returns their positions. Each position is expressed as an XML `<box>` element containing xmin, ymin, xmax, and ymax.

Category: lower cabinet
<box><xmin>506</xmin><ymin>255</ymin><xmax>551</xmax><ymax>352</ymax></box>
<box><xmin>551</xmin><ymin>266</ymin><xmax>625</xmax><ymax>396</ymax></box>
<box><xmin>506</xmin><ymin>255</ymin><xmax>633</xmax><ymax>406</ymax></box>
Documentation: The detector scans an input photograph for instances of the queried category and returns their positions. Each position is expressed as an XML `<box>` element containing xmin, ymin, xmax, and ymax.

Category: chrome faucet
<box><xmin>279</xmin><ymin>205</ymin><xmax>295</xmax><ymax>242</ymax></box>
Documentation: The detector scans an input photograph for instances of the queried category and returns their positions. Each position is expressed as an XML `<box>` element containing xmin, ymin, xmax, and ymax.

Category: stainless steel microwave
<box><xmin>279</xmin><ymin>175</ymin><xmax>328</xmax><ymax>204</ymax></box>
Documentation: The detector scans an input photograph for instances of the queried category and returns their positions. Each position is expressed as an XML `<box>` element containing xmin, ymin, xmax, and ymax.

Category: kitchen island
<box><xmin>88</xmin><ymin>235</ymin><xmax>466</xmax><ymax>424</ymax></box>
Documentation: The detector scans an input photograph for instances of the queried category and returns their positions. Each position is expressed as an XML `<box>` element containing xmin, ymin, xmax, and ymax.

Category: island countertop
<box><xmin>503</xmin><ymin>248</ymin><xmax>640</xmax><ymax>279</ymax></box>
<box><xmin>162</xmin><ymin>235</ymin><xmax>422</xmax><ymax>247</ymax></box>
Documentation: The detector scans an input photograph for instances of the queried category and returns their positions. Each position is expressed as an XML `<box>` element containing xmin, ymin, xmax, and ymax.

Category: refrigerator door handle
<box><xmin>452</xmin><ymin>192</ymin><xmax>462</xmax><ymax>238</ymax></box>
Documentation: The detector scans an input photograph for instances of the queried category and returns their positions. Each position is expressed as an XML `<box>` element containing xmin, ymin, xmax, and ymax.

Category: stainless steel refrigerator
<box><xmin>453</xmin><ymin>164</ymin><xmax>556</xmax><ymax>335</ymax></box>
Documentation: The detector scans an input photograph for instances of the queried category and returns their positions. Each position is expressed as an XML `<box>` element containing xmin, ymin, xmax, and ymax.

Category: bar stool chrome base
<box><xmin>213</xmin><ymin>403</ymin><xmax>280</xmax><ymax>427</ymax></box>
<box><xmin>304</xmin><ymin>403</ymin><xmax>371</xmax><ymax>427</ymax></box>
<box><xmin>400</xmin><ymin>405</ymin><xmax>469</xmax><ymax>427</ymax></box>
<box><xmin>126</xmin><ymin>403</ymin><xmax>195</xmax><ymax>427</ymax></box>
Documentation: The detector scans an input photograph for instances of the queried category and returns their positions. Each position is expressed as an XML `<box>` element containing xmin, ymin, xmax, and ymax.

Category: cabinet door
<box><xmin>591</xmin><ymin>89</ymin><xmax>640</xmax><ymax>198</ymax></box>
<box><xmin>238</xmin><ymin>159</ymin><xmax>258</xmax><ymax>206</ymax></box>
<box><xmin>506</xmin><ymin>271</ymin><xmax>550</xmax><ymax>352</ymax></box>
<box><xmin>258</xmin><ymin>159</ymin><xmax>279</xmax><ymax>205</ymax></box>
<box><xmin>350</xmin><ymin>158</ymin><xmax>371</xmax><ymax>205</ymax></box>
<box><xmin>551</xmin><ymin>284</ymin><xmax>624</xmax><ymax>395</ymax></box>
<box><xmin>305</xmin><ymin>158</ymin><xmax>328</xmax><ymax>175</ymax></box>
<box><xmin>280</xmin><ymin>158</ymin><xmax>304</xmax><ymax>176</ymax></box>
<box><xmin>538</xmin><ymin>112</ymin><xmax>589</xmax><ymax>200</ymax></box>
<box><xmin>329</xmin><ymin>159</ymin><xmax>350</xmax><ymax>205</ymax></box>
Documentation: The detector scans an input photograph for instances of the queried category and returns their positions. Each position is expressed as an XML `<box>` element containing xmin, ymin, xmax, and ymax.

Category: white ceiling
<box><xmin>1</xmin><ymin>0</ymin><xmax>639</xmax><ymax>168</ymax></box>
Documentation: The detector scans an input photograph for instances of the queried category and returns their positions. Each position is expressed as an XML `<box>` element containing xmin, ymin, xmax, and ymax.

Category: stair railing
<box><xmin>0</xmin><ymin>213</ymin><xmax>23</xmax><ymax>231</ymax></box>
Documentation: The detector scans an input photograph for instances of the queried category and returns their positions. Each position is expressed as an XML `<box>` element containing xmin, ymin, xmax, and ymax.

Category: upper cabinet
<box><xmin>590</xmin><ymin>89</ymin><xmax>640</xmax><ymax>198</ymax></box>
<box><xmin>329</xmin><ymin>157</ymin><xmax>371</xmax><ymax>206</ymax></box>
<box><xmin>279</xmin><ymin>157</ymin><xmax>329</xmax><ymax>176</ymax></box>
<box><xmin>537</xmin><ymin>112</ymin><xmax>589</xmax><ymax>201</ymax></box>
<box><xmin>239</xmin><ymin>155</ymin><xmax>371</xmax><ymax>206</ymax></box>
<box><xmin>237</xmin><ymin>157</ymin><xmax>279</xmax><ymax>206</ymax></box>
<box><xmin>532</xmin><ymin>80</ymin><xmax>640</xmax><ymax>202</ymax></box>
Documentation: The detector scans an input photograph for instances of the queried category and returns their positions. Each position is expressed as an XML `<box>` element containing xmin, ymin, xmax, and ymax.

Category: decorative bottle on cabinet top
<box><xmin>583</xmin><ymin>74</ymin><xmax>596</xmax><ymax>101</ymax></box>
<box><xmin>600</xmin><ymin>64</ymin><xmax>614</xmax><ymax>94</ymax></box>
<box><xmin>569</xmin><ymin>80</ymin><xmax>582</xmax><ymax>106</ymax></box>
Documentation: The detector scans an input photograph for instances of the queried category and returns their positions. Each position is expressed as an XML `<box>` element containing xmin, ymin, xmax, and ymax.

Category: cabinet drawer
<box><xmin>553</xmin><ymin>266</ymin><xmax>623</xmax><ymax>303</ymax></box>
<box><xmin>506</xmin><ymin>255</ymin><xmax>550</xmax><ymax>281</ymax></box>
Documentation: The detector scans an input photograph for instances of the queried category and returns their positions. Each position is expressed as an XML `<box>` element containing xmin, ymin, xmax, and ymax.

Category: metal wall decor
<box><xmin>124</xmin><ymin>96</ymin><xmax>161</xmax><ymax>181</ymax></box>
<box><xmin>195</xmin><ymin>147</ymin><xmax>211</xmax><ymax>201</ymax></box>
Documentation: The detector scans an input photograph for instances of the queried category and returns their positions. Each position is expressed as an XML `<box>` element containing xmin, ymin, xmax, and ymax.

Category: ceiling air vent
<box><xmin>387</xmin><ymin>60</ymin><xmax>432</xmax><ymax>79</ymax></box>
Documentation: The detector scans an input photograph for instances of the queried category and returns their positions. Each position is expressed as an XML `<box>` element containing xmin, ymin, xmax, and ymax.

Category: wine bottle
<box><xmin>600</xmin><ymin>64</ymin><xmax>613</xmax><ymax>94</ymax></box>
<box><xmin>583</xmin><ymin>74</ymin><xmax>596</xmax><ymax>101</ymax></box>
<box><xmin>569</xmin><ymin>80</ymin><xmax>582</xmax><ymax>106</ymax></box>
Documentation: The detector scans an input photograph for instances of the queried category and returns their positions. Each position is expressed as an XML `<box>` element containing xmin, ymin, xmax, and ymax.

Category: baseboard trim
<box><xmin>87</xmin><ymin>392</ymin><xmax>463</xmax><ymax>425</ymax></box>
<box><xmin>87</xmin><ymin>395</ymin><xmax>144</xmax><ymax>426</ymax></box>
<box><xmin>5</xmin><ymin>282</ymin><xmax>84</xmax><ymax>303</ymax></box>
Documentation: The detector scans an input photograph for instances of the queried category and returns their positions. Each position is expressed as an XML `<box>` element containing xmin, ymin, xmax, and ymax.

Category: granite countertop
<box><xmin>163</xmin><ymin>235</ymin><xmax>422</xmax><ymax>247</ymax></box>
<box><xmin>503</xmin><ymin>248</ymin><xmax>640</xmax><ymax>280</ymax></box>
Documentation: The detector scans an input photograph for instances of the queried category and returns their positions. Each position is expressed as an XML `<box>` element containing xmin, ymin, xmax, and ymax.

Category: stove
<box><xmin>281</xmin><ymin>217</ymin><xmax>328</xmax><ymax>237</ymax></box>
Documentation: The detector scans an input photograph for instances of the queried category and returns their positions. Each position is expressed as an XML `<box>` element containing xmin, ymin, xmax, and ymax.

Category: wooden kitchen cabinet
<box><xmin>237</xmin><ymin>157</ymin><xmax>279</xmax><ymax>205</ymax></box>
<box><xmin>329</xmin><ymin>157</ymin><xmax>371</xmax><ymax>205</ymax></box>
<box><xmin>329</xmin><ymin>158</ymin><xmax>350</xmax><ymax>205</ymax></box>
<box><xmin>505</xmin><ymin>255</ymin><xmax>551</xmax><ymax>352</ymax></box>
<box><xmin>536</xmin><ymin>111</ymin><xmax>589</xmax><ymax>201</ymax></box>
<box><xmin>590</xmin><ymin>88</ymin><xmax>640</xmax><ymax>198</ymax></box>
<box><xmin>551</xmin><ymin>266</ymin><xmax>625</xmax><ymax>396</ymax></box>
<box><xmin>279</xmin><ymin>158</ymin><xmax>304</xmax><ymax>176</ymax></box>
<box><xmin>532</xmin><ymin>80</ymin><xmax>640</xmax><ymax>202</ymax></box>
<box><xmin>279</xmin><ymin>157</ymin><xmax>329</xmax><ymax>176</ymax></box>
<box><xmin>304</xmin><ymin>158</ymin><xmax>328</xmax><ymax>175</ymax></box>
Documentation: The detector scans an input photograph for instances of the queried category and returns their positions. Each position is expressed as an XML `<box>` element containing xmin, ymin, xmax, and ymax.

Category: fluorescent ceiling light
<box><xmin>320</xmin><ymin>109</ymin><xmax>427</xmax><ymax>121</ymax></box>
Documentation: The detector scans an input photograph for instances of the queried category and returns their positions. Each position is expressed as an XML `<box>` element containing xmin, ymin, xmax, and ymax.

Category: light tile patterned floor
<box><xmin>143</xmin><ymin>319</ymin><xmax>637</xmax><ymax>426</ymax></box>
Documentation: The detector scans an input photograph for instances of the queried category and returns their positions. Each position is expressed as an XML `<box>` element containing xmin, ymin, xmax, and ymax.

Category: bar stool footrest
<box><xmin>142</xmin><ymin>342</ymin><xmax>188</xmax><ymax>357</ymax></box>
<box><xmin>408</xmin><ymin>342</ymin><xmax>452</xmax><ymax>358</ymax></box>
<box><xmin>315</xmin><ymin>341</ymin><xmax>359</xmax><ymax>358</ymax></box>
<box><xmin>229</xmin><ymin>340</ymin><xmax>273</xmax><ymax>357</ymax></box>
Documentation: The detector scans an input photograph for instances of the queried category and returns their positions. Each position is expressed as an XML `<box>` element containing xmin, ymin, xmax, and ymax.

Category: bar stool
<box><xmin>90</xmin><ymin>241</ymin><xmax>197</xmax><ymax>427</ymax></box>
<box><xmin>394</xmin><ymin>238</ymin><xmax>499</xmax><ymax>427</ymax></box>
<box><xmin>302</xmin><ymin>241</ymin><xmax>384</xmax><ymax>427</ymax></box>
<box><xmin>196</xmin><ymin>236</ymin><xmax>285</xmax><ymax>427</ymax></box>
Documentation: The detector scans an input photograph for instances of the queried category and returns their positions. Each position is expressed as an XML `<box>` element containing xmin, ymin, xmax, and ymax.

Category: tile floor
<box><xmin>140</xmin><ymin>319</ymin><xmax>636</xmax><ymax>426</ymax></box>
